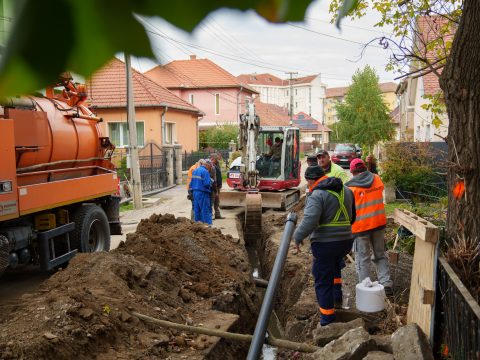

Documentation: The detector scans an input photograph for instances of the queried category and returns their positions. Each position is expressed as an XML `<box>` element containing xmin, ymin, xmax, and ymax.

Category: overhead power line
<box><xmin>287</xmin><ymin>23</ymin><xmax>385</xmax><ymax>49</ymax></box>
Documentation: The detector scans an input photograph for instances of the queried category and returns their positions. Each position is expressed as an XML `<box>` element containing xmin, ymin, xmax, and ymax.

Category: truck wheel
<box><xmin>71</xmin><ymin>205</ymin><xmax>111</xmax><ymax>252</ymax></box>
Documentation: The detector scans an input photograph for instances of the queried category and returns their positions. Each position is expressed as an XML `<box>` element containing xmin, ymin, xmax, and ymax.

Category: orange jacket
<box><xmin>347</xmin><ymin>173</ymin><xmax>386</xmax><ymax>234</ymax></box>
<box><xmin>186</xmin><ymin>163</ymin><xmax>200</xmax><ymax>189</ymax></box>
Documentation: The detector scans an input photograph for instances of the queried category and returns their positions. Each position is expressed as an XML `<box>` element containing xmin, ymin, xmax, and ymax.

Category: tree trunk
<box><xmin>441</xmin><ymin>0</ymin><xmax>480</xmax><ymax>240</ymax></box>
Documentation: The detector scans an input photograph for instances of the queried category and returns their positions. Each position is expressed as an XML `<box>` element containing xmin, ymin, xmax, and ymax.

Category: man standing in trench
<box><xmin>293</xmin><ymin>165</ymin><xmax>356</xmax><ymax>326</ymax></box>
<box><xmin>345</xmin><ymin>158</ymin><xmax>393</xmax><ymax>295</ymax></box>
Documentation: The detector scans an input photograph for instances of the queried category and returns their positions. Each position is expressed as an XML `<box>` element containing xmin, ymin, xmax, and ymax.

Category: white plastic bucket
<box><xmin>356</xmin><ymin>280</ymin><xmax>386</xmax><ymax>313</ymax></box>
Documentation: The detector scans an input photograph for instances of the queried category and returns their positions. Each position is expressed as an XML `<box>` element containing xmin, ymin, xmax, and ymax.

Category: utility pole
<box><xmin>125</xmin><ymin>53</ymin><xmax>143</xmax><ymax>209</ymax></box>
<box><xmin>286</xmin><ymin>72</ymin><xmax>297</xmax><ymax>125</ymax></box>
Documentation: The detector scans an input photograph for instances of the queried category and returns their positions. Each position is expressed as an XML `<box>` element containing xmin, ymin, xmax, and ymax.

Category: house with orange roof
<box><xmin>396</xmin><ymin>15</ymin><xmax>454</xmax><ymax>142</ymax></box>
<box><xmin>144</xmin><ymin>55</ymin><xmax>258</xmax><ymax>129</ymax></box>
<box><xmin>87</xmin><ymin>58</ymin><xmax>203</xmax><ymax>155</ymax></box>
<box><xmin>253</xmin><ymin>99</ymin><xmax>290</xmax><ymax>127</ymax></box>
<box><xmin>237</xmin><ymin>73</ymin><xmax>326</xmax><ymax>124</ymax></box>
<box><xmin>324</xmin><ymin>82</ymin><xmax>398</xmax><ymax>126</ymax></box>
<box><xmin>292</xmin><ymin>112</ymin><xmax>332</xmax><ymax>152</ymax></box>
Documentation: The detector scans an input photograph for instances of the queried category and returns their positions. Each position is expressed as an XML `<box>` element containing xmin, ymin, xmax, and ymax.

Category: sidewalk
<box><xmin>111</xmin><ymin>185</ymin><xmax>242</xmax><ymax>249</ymax></box>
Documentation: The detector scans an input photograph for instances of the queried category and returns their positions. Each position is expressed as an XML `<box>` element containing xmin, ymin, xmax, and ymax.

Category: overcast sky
<box><xmin>132</xmin><ymin>0</ymin><xmax>399</xmax><ymax>88</ymax></box>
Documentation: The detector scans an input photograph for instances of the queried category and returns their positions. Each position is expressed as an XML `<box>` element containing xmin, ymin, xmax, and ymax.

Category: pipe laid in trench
<box><xmin>247</xmin><ymin>212</ymin><xmax>298</xmax><ymax>360</ymax></box>
<box><xmin>132</xmin><ymin>311</ymin><xmax>319</xmax><ymax>353</ymax></box>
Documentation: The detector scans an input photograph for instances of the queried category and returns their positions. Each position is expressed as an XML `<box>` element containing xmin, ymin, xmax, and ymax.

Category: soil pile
<box><xmin>0</xmin><ymin>214</ymin><xmax>256</xmax><ymax>360</ymax></box>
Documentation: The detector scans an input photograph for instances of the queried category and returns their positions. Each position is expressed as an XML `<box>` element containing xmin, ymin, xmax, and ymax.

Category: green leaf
<box><xmin>0</xmin><ymin>0</ymin><xmax>313</xmax><ymax>97</ymax></box>
<box><xmin>432</xmin><ymin>116</ymin><xmax>443</xmax><ymax>128</ymax></box>
<box><xmin>335</xmin><ymin>0</ymin><xmax>359</xmax><ymax>28</ymax></box>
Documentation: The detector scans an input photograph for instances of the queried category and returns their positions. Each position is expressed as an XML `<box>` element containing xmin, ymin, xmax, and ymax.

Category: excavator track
<box><xmin>244</xmin><ymin>193</ymin><xmax>262</xmax><ymax>246</ymax></box>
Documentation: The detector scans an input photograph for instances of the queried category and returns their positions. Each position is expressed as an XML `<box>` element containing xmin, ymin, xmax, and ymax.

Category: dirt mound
<box><xmin>0</xmin><ymin>214</ymin><xmax>256</xmax><ymax>360</ymax></box>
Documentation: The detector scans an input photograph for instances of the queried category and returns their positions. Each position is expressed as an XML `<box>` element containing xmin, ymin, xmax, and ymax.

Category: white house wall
<box><xmin>413</xmin><ymin>77</ymin><xmax>448</xmax><ymax>142</ymax></box>
<box><xmin>247</xmin><ymin>75</ymin><xmax>326</xmax><ymax>122</ymax></box>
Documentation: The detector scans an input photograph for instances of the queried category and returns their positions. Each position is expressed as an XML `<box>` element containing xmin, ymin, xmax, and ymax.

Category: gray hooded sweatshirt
<box><xmin>345</xmin><ymin>171</ymin><xmax>386</xmax><ymax>235</ymax></box>
<box><xmin>293</xmin><ymin>177</ymin><xmax>356</xmax><ymax>245</ymax></box>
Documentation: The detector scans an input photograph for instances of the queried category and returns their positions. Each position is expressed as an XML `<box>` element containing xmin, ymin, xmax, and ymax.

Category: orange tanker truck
<box><xmin>0</xmin><ymin>75</ymin><xmax>121</xmax><ymax>274</ymax></box>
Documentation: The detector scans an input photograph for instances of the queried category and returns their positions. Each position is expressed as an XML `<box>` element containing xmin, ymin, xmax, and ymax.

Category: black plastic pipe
<box><xmin>247</xmin><ymin>212</ymin><xmax>297</xmax><ymax>360</ymax></box>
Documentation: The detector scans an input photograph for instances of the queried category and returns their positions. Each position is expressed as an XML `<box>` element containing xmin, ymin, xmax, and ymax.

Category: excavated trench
<box><xmin>250</xmin><ymin>200</ymin><xmax>415</xmax><ymax>359</ymax></box>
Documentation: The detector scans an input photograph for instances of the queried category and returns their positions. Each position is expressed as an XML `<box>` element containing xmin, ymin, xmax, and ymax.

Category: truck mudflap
<box><xmin>219</xmin><ymin>189</ymin><xmax>300</xmax><ymax>211</ymax></box>
<box><xmin>103</xmin><ymin>195</ymin><xmax>122</xmax><ymax>235</ymax></box>
<box><xmin>37</xmin><ymin>222</ymin><xmax>77</xmax><ymax>271</ymax></box>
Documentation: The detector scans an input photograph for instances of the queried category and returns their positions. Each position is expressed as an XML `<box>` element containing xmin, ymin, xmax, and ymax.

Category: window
<box><xmin>165</xmin><ymin>123</ymin><xmax>175</xmax><ymax>144</ymax></box>
<box><xmin>309</xmin><ymin>106</ymin><xmax>311</xmax><ymax>116</ymax></box>
<box><xmin>286</xmin><ymin>90</ymin><xmax>289</xmax><ymax>96</ymax></box>
<box><xmin>425</xmin><ymin>124</ymin><xmax>431</xmax><ymax>141</ymax></box>
<box><xmin>108</xmin><ymin>122</ymin><xmax>145</xmax><ymax>148</ymax></box>
<box><xmin>189</xmin><ymin>94</ymin><xmax>194</xmax><ymax>104</ymax></box>
<box><xmin>215</xmin><ymin>93</ymin><xmax>220</xmax><ymax>115</ymax></box>
<box><xmin>309</xmin><ymin>88</ymin><xmax>312</xmax><ymax>103</ymax></box>
<box><xmin>295</xmin><ymin>102</ymin><xmax>298</xmax><ymax>108</ymax></box>
<box><xmin>313</xmin><ymin>134</ymin><xmax>323</xmax><ymax>142</ymax></box>
<box><xmin>295</xmin><ymin>89</ymin><xmax>298</xmax><ymax>96</ymax></box>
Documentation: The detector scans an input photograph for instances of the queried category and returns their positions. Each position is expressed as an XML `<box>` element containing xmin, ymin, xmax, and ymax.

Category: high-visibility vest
<box><xmin>318</xmin><ymin>188</ymin><xmax>351</xmax><ymax>228</ymax></box>
<box><xmin>186</xmin><ymin>163</ymin><xmax>199</xmax><ymax>189</ymax></box>
<box><xmin>309</xmin><ymin>176</ymin><xmax>351</xmax><ymax>229</ymax></box>
<box><xmin>349</xmin><ymin>174</ymin><xmax>386</xmax><ymax>234</ymax></box>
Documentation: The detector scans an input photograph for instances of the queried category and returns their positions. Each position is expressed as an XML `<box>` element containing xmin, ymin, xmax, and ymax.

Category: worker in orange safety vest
<box><xmin>345</xmin><ymin>158</ymin><xmax>393</xmax><ymax>296</ymax></box>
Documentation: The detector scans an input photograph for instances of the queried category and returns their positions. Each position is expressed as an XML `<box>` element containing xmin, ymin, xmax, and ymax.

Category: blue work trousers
<box><xmin>311</xmin><ymin>239</ymin><xmax>353</xmax><ymax>325</ymax></box>
<box><xmin>193</xmin><ymin>190</ymin><xmax>212</xmax><ymax>225</ymax></box>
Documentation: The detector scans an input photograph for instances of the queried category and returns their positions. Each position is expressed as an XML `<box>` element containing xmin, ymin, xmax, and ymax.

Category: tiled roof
<box><xmin>295</xmin><ymin>75</ymin><xmax>318</xmax><ymax>84</ymax></box>
<box><xmin>390</xmin><ymin>106</ymin><xmax>400</xmax><ymax>124</ymax></box>
<box><xmin>326</xmin><ymin>82</ymin><xmax>398</xmax><ymax>98</ymax></box>
<box><xmin>237</xmin><ymin>73</ymin><xmax>319</xmax><ymax>86</ymax></box>
<box><xmin>237</xmin><ymin>73</ymin><xmax>285</xmax><ymax>86</ymax></box>
<box><xmin>87</xmin><ymin>58</ymin><xmax>201</xmax><ymax>113</ymax></box>
<box><xmin>416</xmin><ymin>16</ymin><xmax>455</xmax><ymax>96</ymax></box>
<box><xmin>253</xmin><ymin>99</ymin><xmax>291</xmax><ymax>126</ymax></box>
<box><xmin>145</xmin><ymin>56</ymin><xmax>257</xmax><ymax>93</ymax></box>
<box><xmin>292</xmin><ymin>112</ymin><xmax>331</xmax><ymax>132</ymax></box>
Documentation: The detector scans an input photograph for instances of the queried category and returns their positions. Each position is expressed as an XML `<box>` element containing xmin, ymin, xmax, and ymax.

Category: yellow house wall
<box><xmin>96</xmin><ymin>107</ymin><xmax>198</xmax><ymax>153</ymax></box>
<box><xmin>324</xmin><ymin>91</ymin><xmax>398</xmax><ymax>126</ymax></box>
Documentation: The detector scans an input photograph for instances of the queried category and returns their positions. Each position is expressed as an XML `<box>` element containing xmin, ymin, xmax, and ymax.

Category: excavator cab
<box><xmin>226</xmin><ymin>126</ymin><xmax>301</xmax><ymax>191</ymax></box>
<box><xmin>255</xmin><ymin>127</ymin><xmax>300</xmax><ymax>184</ymax></box>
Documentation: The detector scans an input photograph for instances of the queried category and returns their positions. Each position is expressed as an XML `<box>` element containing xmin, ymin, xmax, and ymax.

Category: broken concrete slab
<box><xmin>391</xmin><ymin>323</ymin><xmax>434</xmax><ymax>360</ymax></box>
<box><xmin>371</xmin><ymin>334</ymin><xmax>393</xmax><ymax>354</ymax></box>
<box><xmin>307</xmin><ymin>327</ymin><xmax>376</xmax><ymax>360</ymax></box>
<box><xmin>363</xmin><ymin>351</ymin><xmax>394</xmax><ymax>359</ymax></box>
<box><xmin>313</xmin><ymin>318</ymin><xmax>365</xmax><ymax>346</ymax></box>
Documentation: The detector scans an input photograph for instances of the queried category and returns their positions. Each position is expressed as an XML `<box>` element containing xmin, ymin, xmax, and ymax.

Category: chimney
<box><xmin>190</xmin><ymin>55</ymin><xmax>197</xmax><ymax>60</ymax></box>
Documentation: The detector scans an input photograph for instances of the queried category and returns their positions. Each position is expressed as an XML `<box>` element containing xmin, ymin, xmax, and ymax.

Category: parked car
<box><xmin>331</xmin><ymin>143</ymin><xmax>360</xmax><ymax>168</ymax></box>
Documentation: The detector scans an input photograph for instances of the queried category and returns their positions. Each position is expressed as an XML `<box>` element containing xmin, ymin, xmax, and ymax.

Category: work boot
<box><xmin>215</xmin><ymin>213</ymin><xmax>225</xmax><ymax>220</ymax></box>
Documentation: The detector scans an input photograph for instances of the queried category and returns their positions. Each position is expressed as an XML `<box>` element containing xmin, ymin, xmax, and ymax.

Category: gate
<box><xmin>138</xmin><ymin>143</ymin><xmax>168</xmax><ymax>192</ymax></box>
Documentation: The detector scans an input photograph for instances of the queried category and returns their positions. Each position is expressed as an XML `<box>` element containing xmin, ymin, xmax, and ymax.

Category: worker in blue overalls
<box><xmin>190</xmin><ymin>159</ymin><xmax>213</xmax><ymax>225</ymax></box>
<box><xmin>293</xmin><ymin>165</ymin><xmax>356</xmax><ymax>326</ymax></box>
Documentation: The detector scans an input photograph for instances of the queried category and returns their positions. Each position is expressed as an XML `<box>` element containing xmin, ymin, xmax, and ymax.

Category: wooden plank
<box><xmin>393</xmin><ymin>209</ymin><xmax>440</xmax><ymax>341</ymax></box>
<box><xmin>393</xmin><ymin>208</ymin><xmax>439</xmax><ymax>243</ymax></box>
<box><xmin>406</xmin><ymin>236</ymin><xmax>437</xmax><ymax>338</ymax></box>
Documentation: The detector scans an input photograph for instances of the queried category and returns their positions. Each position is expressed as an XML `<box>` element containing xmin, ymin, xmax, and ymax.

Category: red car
<box><xmin>331</xmin><ymin>143</ymin><xmax>361</xmax><ymax>168</ymax></box>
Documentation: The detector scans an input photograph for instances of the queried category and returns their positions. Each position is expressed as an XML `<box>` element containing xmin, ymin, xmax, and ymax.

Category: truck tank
<box><xmin>0</xmin><ymin>79</ymin><xmax>120</xmax><ymax>273</ymax></box>
<box><xmin>4</xmin><ymin>95</ymin><xmax>115</xmax><ymax>187</ymax></box>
